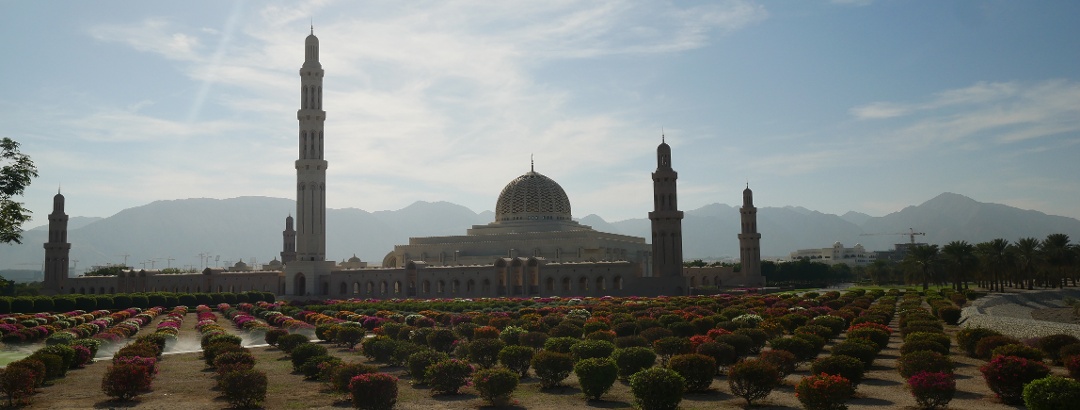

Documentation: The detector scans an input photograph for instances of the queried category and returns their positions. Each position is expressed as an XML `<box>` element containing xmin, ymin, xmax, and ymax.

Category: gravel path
<box><xmin>961</xmin><ymin>288</ymin><xmax>1080</xmax><ymax>339</ymax></box>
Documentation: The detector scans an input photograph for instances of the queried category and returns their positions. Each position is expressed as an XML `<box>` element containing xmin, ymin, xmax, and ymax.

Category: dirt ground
<box><xmin>1031</xmin><ymin>307</ymin><xmax>1080</xmax><ymax>325</ymax></box>
<box><xmin>23</xmin><ymin>310</ymin><xmax>1064</xmax><ymax>409</ymax></box>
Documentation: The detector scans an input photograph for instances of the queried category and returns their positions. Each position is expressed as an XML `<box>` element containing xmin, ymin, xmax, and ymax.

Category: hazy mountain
<box><xmin>3</xmin><ymin>192</ymin><xmax>1080</xmax><ymax>274</ymax></box>
<box><xmin>29</xmin><ymin>216</ymin><xmax>103</xmax><ymax>231</ymax></box>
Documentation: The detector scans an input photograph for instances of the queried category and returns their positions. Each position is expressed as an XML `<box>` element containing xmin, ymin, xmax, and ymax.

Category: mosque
<box><xmin>41</xmin><ymin>31</ymin><xmax>764</xmax><ymax>299</ymax></box>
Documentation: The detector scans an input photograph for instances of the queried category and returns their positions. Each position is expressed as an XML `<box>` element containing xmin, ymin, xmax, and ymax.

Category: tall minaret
<box><xmin>648</xmin><ymin>136</ymin><xmax>684</xmax><ymax>277</ymax></box>
<box><xmin>739</xmin><ymin>185</ymin><xmax>762</xmax><ymax>278</ymax></box>
<box><xmin>295</xmin><ymin>27</ymin><xmax>327</xmax><ymax>262</ymax></box>
<box><xmin>281</xmin><ymin>215</ymin><xmax>297</xmax><ymax>263</ymax></box>
<box><xmin>42</xmin><ymin>190</ymin><xmax>71</xmax><ymax>295</ymax></box>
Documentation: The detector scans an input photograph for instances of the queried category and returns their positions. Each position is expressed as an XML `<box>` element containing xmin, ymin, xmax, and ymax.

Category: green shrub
<box><xmin>301</xmin><ymin>355</ymin><xmax>342</xmax><ymax>380</ymax></box>
<box><xmin>727</xmin><ymin>359</ymin><xmax>781</xmax><ymax>405</ymax></box>
<box><xmin>616</xmin><ymin>335</ymin><xmax>649</xmax><ymax>348</ymax></box>
<box><xmin>532</xmin><ymin>350</ymin><xmax>574</xmax><ymax>388</ymax></box>
<box><xmin>331</xmin><ymin>362</ymin><xmax>379</xmax><ymax>393</ymax></box>
<box><xmin>290</xmin><ymin>343</ymin><xmax>329</xmax><ymax>371</ymax></box>
<box><xmin>29</xmin><ymin>353</ymin><xmax>65</xmax><ymax>380</ymax></box>
<box><xmin>426</xmin><ymin>359</ymin><xmax>474</xmax><ymax>395</ymax></box>
<box><xmin>734</xmin><ymin>328</ymin><xmax>769</xmax><ymax>353</ymax></box>
<box><xmin>425</xmin><ymin>328</ymin><xmax>456</xmax><ymax>352</ymax></box>
<box><xmin>468</xmin><ymin>338</ymin><xmax>505</xmax><ymax>368</ymax></box>
<box><xmin>668</xmin><ymin>353</ymin><xmax>716</xmax><ymax>392</ymax></box>
<box><xmin>473</xmin><ymin>367</ymin><xmax>519</xmax><ymax>405</ymax></box>
<box><xmin>810</xmin><ymin>355</ymin><xmax>865</xmax><ymax>388</ymax></box>
<box><xmin>213</xmin><ymin>351</ymin><xmax>256</xmax><ymax>375</ymax></box>
<box><xmin>715</xmin><ymin>333</ymin><xmax>754</xmax><ymax>357</ymax></box>
<box><xmin>900</xmin><ymin>340</ymin><xmax>949</xmax><ymax>356</ymax></box>
<box><xmin>360</xmin><ymin>336</ymin><xmax>397</xmax><ymax>363</ymax></box>
<box><xmin>937</xmin><ymin>306</ymin><xmax>961</xmax><ymax>325</ymax></box>
<box><xmin>991</xmin><ymin>343</ymin><xmax>1045</xmax><ymax>362</ymax></box>
<box><xmin>335</xmin><ymin>326</ymin><xmax>366</xmax><ymax>350</ymax></box>
<box><xmin>956</xmin><ymin>327</ymin><xmax>1001</xmax><ymax>357</ymax></box>
<box><xmin>570</xmin><ymin>339</ymin><xmax>616</xmax><ymax>362</ymax></box>
<box><xmin>276</xmin><ymin>333</ymin><xmax>310</xmax><ymax>354</ymax></box>
<box><xmin>897</xmin><ymin>351</ymin><xmax>953</xmax><ymax>379</ymax></box>
<box><xmin>769</xmin><ymin>336</ymin><xmax>818</xmax><ymax>363</ymax></box>
<box><xmin>696</xmin><ymin>341</ymin><xmax>737</xmax><ymax>369</ymax></box>
<box><xmin>905</xmin><ymin>332</ymin><xmax>951</xmax><ymax>354</ymax></box>
<box><xmin>219</xmin><ymin>369</ymin><xmax>268</xmax><ymax>408</ymax></box>
<box><xmin>204</xmin><ymin>341</ymin><xmax>247</xmax><ymax>368</ymax></box>
<box><xmin>759</xmin><ymin>349</ymin><xmax>798</xmax><ymax>378</ymax></box>
<box><xmin>71</xmin><ymin>338</ymin><xmax>101</xmax><ymax>358</ymax></box>
<box><xmin>612</xmin><ymin>347</ymin><xmax>657</xmax><ymax>380</ymax></box>
<box><xmin>543</xmin><ymin>336</ymin><xmax>579</xmax><ymax>354</ymax></box>
<box><xmin>575</xmin><ymin>358</ymin><xmax>618</xmax><ymax>400</ymax></box>
<box><xmin>979</xmin><ymin>355</ymin><xmax>1050</xmax><ymax>404</ymax></box>
<box><xmin>520</xmin><ymin>331</ymin><xmax>548</xmax><ymax>349</ymax></box>
<box><xmin>972</xmin><ymin>335</ymin><xmax>1020</xmax><ymax>359</ymax></box>
<box><xmin>1037</xmin><ymin>334</ymin><xmax>1080</xmax><ymax>364</ymax></box>
<box><xmin>499</xmin><ymin>345</ymin><xmax>534</xmax><ymax>377</ymax></box>
<box><xmin>831</xmin><ymin>339</ymin><xmax>878</xmax><ymax>367</ymax></box>
<box><xmin>38</xmin><ymin>344</ymin><xmax>76</xmax><ymax>370</ymax></box>
<box><xmin>629</xmin><ymin>367</ymin><xmax>686</xmax><ymax>410</ymax></box>
<box><xmin>810</xmin><ymin>315</ymin><xmax>848</xmax><ymax>337</ymax></box>
<box><xmin>1023</xmin><ymin>376</ymin><xmax>1080</xmax><ymax>410</ymax></box>
<box><xmin>907</xmin><ymin>371</ymin><xmax>955</xmax><ymax>410</ymax></box>
<box><xmin>406</xmin><ymin>350</ymin><xmax>449</xmax><ymax>383</ymax></box>
<box><xmin>795</xmin><ymin>373</ymin><xmax>854</xmax><ymax>410</ymax></box>
<box><xmin>349</xmin><ymin>372</ymin><xmax>398</xmax><ymax>410</ymax></box>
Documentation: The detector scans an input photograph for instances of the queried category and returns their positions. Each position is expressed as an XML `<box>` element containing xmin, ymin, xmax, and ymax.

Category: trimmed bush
<box><xmin>980</xmin><ymin>355</ymin><xmax>1051</xmax><ymax>404</ymax></box>
<box><xmin>759</xmin><ymin>349</ymin><xmax>798</xmax><ymax>378</ymax></box>
<box><xmin>832</xmin><ymin>339</ymin><xmax>879</xmax><ymax>367</ymax></box>
<box><xmin>407</xmin><ymin>350</ymin><xmax>449</xmax><ymax>383</ymax></box>
<box><xmin>810</xmin><ymin>355</ymin><xmax>865</xmax><ymax>388</ymax></box>
<box><xmin>301</xmin><ymin>355</ymin><xmax>342</xmax><ymax>380</ymax></box>
<box><xmin>276</xmin><ymin>333</ymin><xmax>310</xmax><ymax>354</ymax></box>
<box><xmin>532</xmin><ymin>350</ymin><xmax>575</xmax><ymax>388</ymax></box>
<box><xmin>349</xmin><ymin>372</ymin><xmax>398</xmax><ymax>410</ymax></box>
<box><xmin>629</xmin><ymin>367</ymin><xmax>686</xmax><ymax>410</ymax></box>
<box><xmin>1023</xmin><ymin>375</ymin><xmax>1080</xmax><ymax>410</ymax></box>
<box><xmin>499</xmin><ymin>345</ymin><xmax>534</xmax><ymax>377</ymax></box>
<box><xmin>543</xmin><ymin>336</ymin><xmax>579</xmax><ymax>354</ymax></box>
<box><xmin>937</xmin><ymin>306</ymin><xmax>961</xmax><ymax>325</ymax></box>
<box><xmin>1</xmin><ymin>365</ymin><xmax>37</xmax><ymax>406</ymax></box>
<box><xmin>848</xmin><ymin>327</ymin><xmax>890</xmax><ymax>351</ymax></box>
<box><xmin>668</xmin><ymin>353</ymin><xmax>716</xmax><ymax>392</ymax></box>
<box><xmin>331</xmin><ymin>362</ymin><xmax>379</xmax><ymax>393</ymax></box>
<box><xmin>612</xmin><ymin>347</ymin><xmax>657</xmax><ymax>380</ymax></box>
<box><xmin>219</xmin><ymin>369</ymin><xmax>268</xmax><ymax>408</ymax></box>
<box><xmin>473</xmin><ymin>367</ymin><xmax>519</xmax><ymax>405</ymax></box>
<box><xmin>769</xmin><ymin>336</ymin><xmax>818</xmax><ymax>363</ymax></box>
<box><xmin>795</xmin><ymin>373</ymin><xmax>855</xmax><ymax>410</ymax></box>
<box><xmin>907</xmin><ymin>371</ymin><xmax>955</xmax><ymax>410</ymax></box>
<box><xmin>360</xmin><ymin>336</ymin><xmax>397</xmax><ymax>363</ymax></box>
<box><xmin>905</xmin><ymin>332</ymin><xmax>951</xmax><ymax>353</ymax></box>
<box><xmin>213</xmin><ymin>351</ymin><xmax>256</xmax><ymax>375</ymax></box>
<box><xmin>715</xmin><ymin>333</ymin><xmax>755</xmax><ymax>357</ymax></box>
<box><xmin>426</xmin><ymin>359</ymin><xmax>474</xmax><ymax>395</ymax></box>
<box><xmin>728</xmin><ymin>359</ymin><xmax>781</xmax><ymax>405</ymax></box>
<box><xmin>900</xmin><ymin>340</ymin><xmax>949</xmax><ymax>356</ymax></box>
<box><xmin>1066</xmin><ymin>355</ymin><xmax>1080</xmax><ymax>379</ymax></box>
<box><xmin>1037</xmin><ymin>334</ymin><xmax>1080</xmax><ymax>364</ymax></box>
<box><xmin>264</xmin><ymin>328</ymin><xmax>289</xmax><ymax>346</ymax></box>
<box><xmin>290</xmin><ymin>343</ymin><xmax>329</xmax><ymax>371</ymax></box>
<box><xmin>956</xmin><ymin>327</ymin><xmax>1002</xmax><ymax>357</ymax></box>
<box><xmin>575</xmin><ymin>358</ymin><xmax>619</xmax><ymax>400</ymax></box>
<box><xmin>101</xmin><ymin>359</ymin><xmax>156</xmax><ymax>401</ymax></box>
<box><xmin>468</xmin><ymin>338</ymin><xmax>506</xmax><ymax>368</ymax></box>
<box><xmin>572</xmin><ymin>339</ymin><xmax>616</xmax><ymax>362</ymax></box>
<box><xmin>696</xmin><ymin>341</ymin><xmax>738</xmax><ymax>370</ymax></box>
<box><xmin>897</xmin><ymin>351</ymin><xmax>953</xmax><ymax>379</ymax></box>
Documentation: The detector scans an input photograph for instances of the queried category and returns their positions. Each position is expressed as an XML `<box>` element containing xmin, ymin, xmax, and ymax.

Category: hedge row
<box><xmin>0</xmin><ymin>291</ymin><xmax>276</xmax><ymax>314</ymax></box>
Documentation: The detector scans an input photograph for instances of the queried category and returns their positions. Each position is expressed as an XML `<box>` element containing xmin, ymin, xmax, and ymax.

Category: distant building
<box><xmin>790</xmin><ymin>242</ymin><xmax>875</xmax><ymax>267</ymax></box>
<box><xmin>41</xmin><ymin>30</ymin><xmax>765</xmax><ymax>299</ymax></box>
<box><xmin>873</xmin><ymin>242</ymin><xmax>928</xmax><ymax>262</ymax></box>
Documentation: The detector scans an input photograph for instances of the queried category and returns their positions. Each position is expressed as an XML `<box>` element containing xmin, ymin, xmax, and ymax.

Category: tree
<box><xmin>905</xmin><ymin>244</ymin><xmax>940</xmax><ymax>291</ymax></box>
<box><xmin>976</xmin><ymin>239</ymin><xmax>1010</xmax><ymax>292</ymax></box>
<box><xmin>1014</xmin><ymin>237</ymin><xmax>1041</xmax><ymax>290</ymax></box>
<box><xmin>942</xmin><ymin>240</ymin><xmax>976</xmax><ymax>291</ymax></box>
<box><xmin>1</xmin><ymin>138</ymin><xmax>38</xmax><ymax>244</ymax></box>
<box><xmin>1041</xmin><ymin>234</ymin><xmax>1074</xmax><ymax>288</ymax></box>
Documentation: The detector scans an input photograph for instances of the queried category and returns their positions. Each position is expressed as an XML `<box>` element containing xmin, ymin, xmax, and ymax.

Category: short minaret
<box><xmin>648</xmin><ymin>136</ymin><xmax>684</xmax><ymax>277</ymax></box>
<box><xmin>295</xmin><ymin>28</ymin><xmax>327</xmax><ymax>262</ymax></box>
<box><xmin>42</xmin><ymin>191</ymin><xmax>71</xmax><ymax>295</ymax></box>
<box><xmin>738</xmin><ymin>184</ymin><xmax>762</xmax><ymax>279</ymax></box>
<box><xmin>281</xmin><ymin>215</ymin><xmax>297</xmax><ymax>263</ymax></box>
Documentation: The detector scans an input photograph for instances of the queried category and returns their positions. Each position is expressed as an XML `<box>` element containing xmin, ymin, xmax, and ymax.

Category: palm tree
<box><xmin>905</xmin><ymin>244</ymin><xmax>940</xmax><ymax>291</ymax></box>
<box><xmin>942</xmin><ymin>240</ymin><xmax>976</xmax><ymax>291</ymax></box>
<box><xmin>976</xmin><ymin>239</ymin><xmax>1009</xmax><ymax>292</ymax></box>
<box><xmin>1014</xmin><ymin>237</ymin><xmax>1041</xmax><ymax>290</ymax></box>
<box><xmin>1041</xmin><ymin>234</ymin><xmax>1074</xmax><ymax>288</ymax></box>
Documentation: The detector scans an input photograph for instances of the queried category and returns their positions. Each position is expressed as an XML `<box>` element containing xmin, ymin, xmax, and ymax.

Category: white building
<box><xmin>789</xmin><ymin>242</ymin><xmax>875</xmax><ymax>267</ymax></box>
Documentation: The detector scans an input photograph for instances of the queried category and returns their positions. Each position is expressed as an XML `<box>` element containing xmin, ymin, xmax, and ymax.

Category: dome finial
<box><xmin>310</xmin><ymin>18</ymin><xmax>314</xmax><ymax>35</ymax></box>
<box><xmin>530</xmin><ymin>154</ymin><xmax>534</xmax><ymax>172</ymax></box>
<box><xmin>661</xmin><ymin>126</ymin><xmax>665</xmax><ymax>143</ymax></box>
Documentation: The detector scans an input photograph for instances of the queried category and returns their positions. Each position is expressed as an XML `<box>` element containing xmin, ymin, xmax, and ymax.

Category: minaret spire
<box><xmin>530</xmin><ymin>154</ymin><xmax>534</xmax><ymax>172</ymax></box>
<box><xmin>294</xmin><ymin>29</ymin><xmax>327</xmax><ymax>262</ymax></box>
<box><xmin>649</xmin><ymin>135</ymin><xmax>683</xmax><ymax>278</ymax></box>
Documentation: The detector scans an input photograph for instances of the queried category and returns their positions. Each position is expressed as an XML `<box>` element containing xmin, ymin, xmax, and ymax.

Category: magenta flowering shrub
<box><xmin>349</xmin><ymin>372</ymin><xmax>398</xmax><ymax>410</ymax></box>
<box><xmin>979</xmin><ymin>355</ymin><xmax>1050</xmax><ymax>404</ymax></box>
<box><xmin>795</xmin><ymin>373</ymin><xmax>855</xmax><ymax>410</ymax></box>
<box><xmin>907</xmin><ymin>371</ymin><xmax>955</xmax><ymax>409</ymax></box>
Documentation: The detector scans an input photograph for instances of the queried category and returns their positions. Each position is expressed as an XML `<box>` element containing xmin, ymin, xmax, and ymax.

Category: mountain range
<box><xmin>3</xmin><ymin>192</ymin><xmax>1080</xmax><ymax>276</ymax></box>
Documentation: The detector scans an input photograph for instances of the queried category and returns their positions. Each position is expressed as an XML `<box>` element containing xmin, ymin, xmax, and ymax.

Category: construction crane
<box><xmin>859</xmin><ymin>228</ymin><xmax>926</xmax><ymax>244</ymax></box>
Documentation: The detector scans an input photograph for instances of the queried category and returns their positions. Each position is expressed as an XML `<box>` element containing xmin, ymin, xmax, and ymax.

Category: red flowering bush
<box><xmin>101</xmin><ymin>359</ymin><xmax>157</xmax><ymax>401</ymax></box>
<box><xmin>1066</xmin><ymin>354</ymin><xmax>1080</xmax><ymax>379</ymax></box>
<box><xmin>1</xmin><ymin>364</ymin><xmax>37</xmax><ymax>406</ymax></box>
<box><xmin>349</xmin><ymin>372</ymin><xmax>398</xmax><ymax>410</ymax></box>
<box><xmin>979</xmin><ymin>355</ymin><xmax>1050</xmax><ymax>404</ymax></box>
<box><xmin>795</xmin><ymin>373</ymin><xmax>854</xmax><ymax>410</ymax></box>
<box><xmin>907</xmin><ymin>371</ymin><xmax>955</xmax><ymax>409</ymax></box>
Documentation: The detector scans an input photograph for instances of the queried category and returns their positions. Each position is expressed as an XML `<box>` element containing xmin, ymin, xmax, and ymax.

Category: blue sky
<box><xmin>4</xmin><ymin>0</ymin><xmax>1079</xmax><ymax>227</ymax></box>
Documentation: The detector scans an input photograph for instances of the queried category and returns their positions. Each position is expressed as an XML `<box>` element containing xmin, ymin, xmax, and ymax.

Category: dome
<box><xmin>348</xmin><ymin>254</ymin><xmax>362</xmax><ymax>263</ymax></box>
<box><xmin>495</xmin><ymin>170</ymin><xmax>572</xmax><ymax>222</ymax></box>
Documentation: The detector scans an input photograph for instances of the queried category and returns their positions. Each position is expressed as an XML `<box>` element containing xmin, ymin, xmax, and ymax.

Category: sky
<box><xmin>4</xmin><ymin>0</ymin><xmax>1080</xmax><ymax>228</ymax></box>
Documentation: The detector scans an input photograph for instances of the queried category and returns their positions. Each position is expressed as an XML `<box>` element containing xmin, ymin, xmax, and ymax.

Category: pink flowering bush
<box><xmin>979</xmin><ymin>355</ymin><xmax>1050</xmax><ymax>404</ymax></box>
<box><xmin>907</xmin><ymin>371</ymin><xmax>955</xmax><ymax>409</ymax></box>
<box><xmin>795</xmin><ymin>373</ymin><xmax>855</xmax><ymax>410</ymax></box>
<box><xmin>349</xmin><ymin>372</ymin><xmax>398</xmax><ymax>410</ymax></box>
